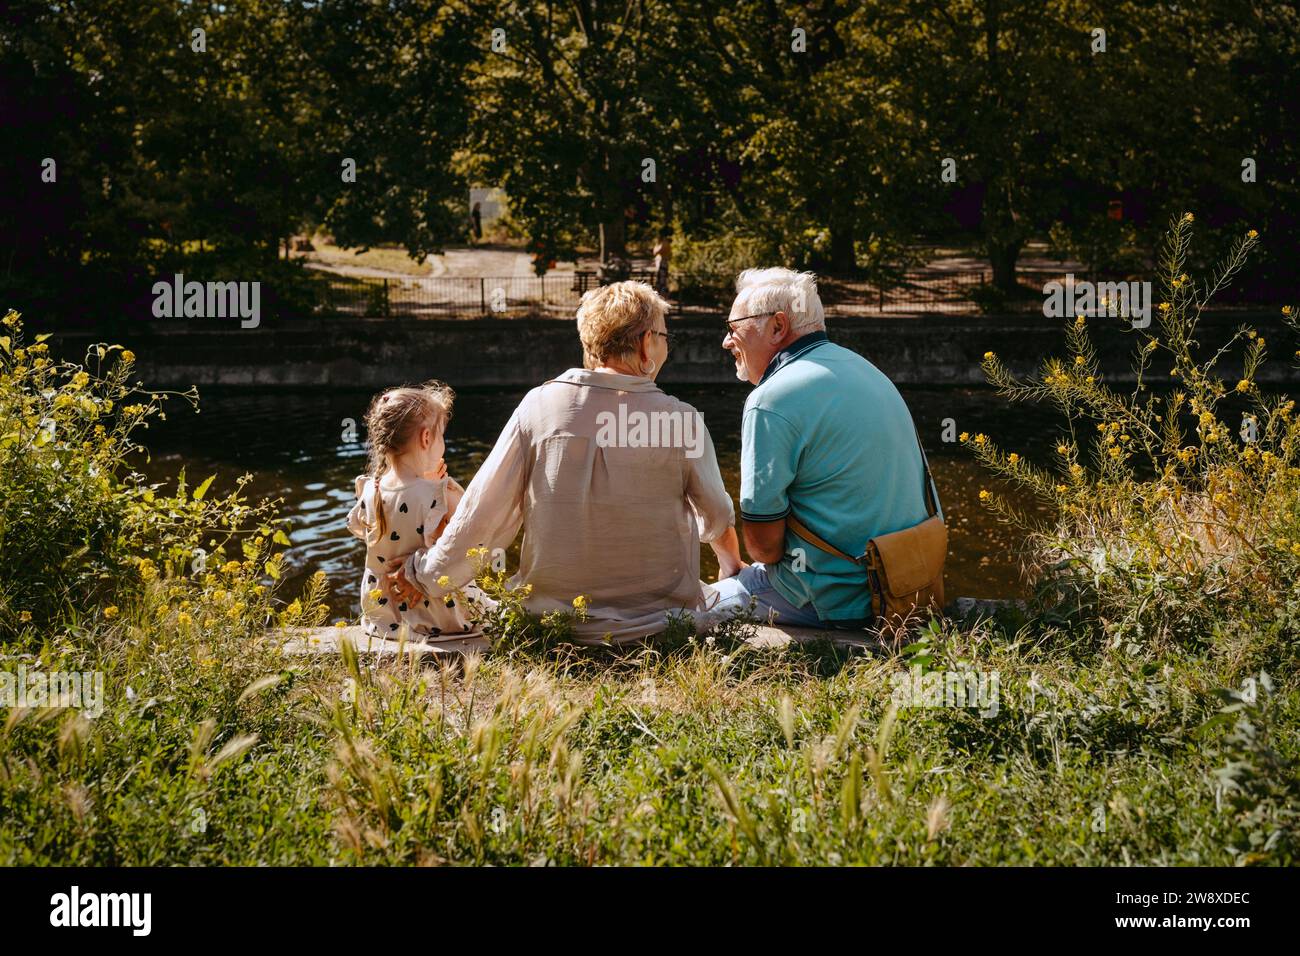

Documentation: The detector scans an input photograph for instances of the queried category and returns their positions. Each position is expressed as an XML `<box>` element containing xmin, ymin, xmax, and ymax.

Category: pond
<box><xmin>139</xmin><ymin>384</ymin><xmax>1063</xmax><ymax>619</ymax></box>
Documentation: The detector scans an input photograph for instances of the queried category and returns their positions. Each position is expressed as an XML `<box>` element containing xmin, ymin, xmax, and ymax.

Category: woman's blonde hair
<box><xmin>576</xmin><ymin>280</ymin><xmax>669</xmax><ymax>369</ymax></box>
<box><xmin>360</xmin><ymin>381</ymin><xmax>454</xmax><ymax>545</ymax></box>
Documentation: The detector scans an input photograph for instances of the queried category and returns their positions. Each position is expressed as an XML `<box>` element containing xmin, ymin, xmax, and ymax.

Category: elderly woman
<box><xmin>387</xmin><ymin>281</ymin><xmax>745</xmax><ymax>642</ymax></box>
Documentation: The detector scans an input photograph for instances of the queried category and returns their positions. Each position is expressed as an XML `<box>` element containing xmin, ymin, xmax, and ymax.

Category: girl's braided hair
<box><xmin>360</xmin><ymin>381</ymin><xmax>455</xmax><ymax>545</ymax></box>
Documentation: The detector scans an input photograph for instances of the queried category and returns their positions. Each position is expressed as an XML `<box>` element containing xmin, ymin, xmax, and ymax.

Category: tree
<box><xmin>460</xmin><ymin>0</ymin><xmax>683</xmax><ymax>264</ymax></box>
<box><xmin>310</xmin><ymin>0</ymin><xmax>478</xmax><ymax>261</ymax></box>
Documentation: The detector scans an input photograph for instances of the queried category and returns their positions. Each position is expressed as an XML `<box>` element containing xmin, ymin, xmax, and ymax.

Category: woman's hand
<box><xmin>385</xmin><ymin>557</ymin><xmax>427</xmax><ymax>606</ymax></box>
<box><xmin>710</xmin><ymin>527</ymin><xmax>748</xmax><ymax>580</ymax></box>
<box><xmin>716</xmin><ymin>555</ymin><xmax>749</xmax><ymax>581</ymax></box>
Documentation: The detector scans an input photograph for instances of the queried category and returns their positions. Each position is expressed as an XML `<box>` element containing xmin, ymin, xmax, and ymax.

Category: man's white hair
<box><xmin>734</xmin><ymin>268</ymin><xmax>825</xmax><ymax>335</ymax></box>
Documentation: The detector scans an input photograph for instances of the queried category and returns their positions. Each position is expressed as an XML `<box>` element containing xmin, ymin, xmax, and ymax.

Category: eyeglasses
<box><xmin>724</xmin><ymin>311</ymin><xmax>773</xmax><ymax>330</ymax></box>
<box><xmin>649</xmin><ymin>329</ymin><xmax>676</xmax><ymax>346</ymax></box>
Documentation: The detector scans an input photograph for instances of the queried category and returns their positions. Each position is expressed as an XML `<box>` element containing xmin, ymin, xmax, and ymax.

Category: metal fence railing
<box><xmin>304</xmin><ymin>268</ymin><xmax>1288</xmax><ymax>319</ymax></box>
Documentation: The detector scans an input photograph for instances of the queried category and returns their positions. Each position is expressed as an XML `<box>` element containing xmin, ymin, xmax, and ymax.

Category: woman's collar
<box><xmin>550</xmin><ymin>367</ymin><xmax>663</xmax><ymax>392</ymax></box>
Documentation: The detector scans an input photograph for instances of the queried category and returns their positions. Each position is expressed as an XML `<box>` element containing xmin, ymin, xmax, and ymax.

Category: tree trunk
<box><xmin>829</xmin><ymin>225</ymin><xmax>856</xmax><ymax>273</ymax></box>
<box><xmin>982</xmin><ymin>180</ymin><xmax>1023</xmax><ymax>293</ymax></box>
<box><xmin>987</xmin><ymin>238</ymin><xmax>1021</xmax><ymax>293</ymax></box>
<box><xmin>599</xmin><ymin>214</ymin><xmax>626</xmax><ymax>262</ymax></box>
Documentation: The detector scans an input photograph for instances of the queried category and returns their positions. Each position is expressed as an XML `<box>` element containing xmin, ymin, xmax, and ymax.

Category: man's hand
<box><xmin>385</xmin><ymin>556</ymin><xmax>427</xmax><ymax>606</ymax></box>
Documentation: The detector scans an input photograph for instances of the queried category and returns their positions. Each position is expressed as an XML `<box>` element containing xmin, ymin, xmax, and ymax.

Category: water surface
<box><xmin>140</xmin><ymin>384</ymin><xmax>1061</xmax><ymax>618</ymax></box>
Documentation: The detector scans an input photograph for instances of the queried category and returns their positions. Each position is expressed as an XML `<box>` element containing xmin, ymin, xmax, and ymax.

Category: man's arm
<box><xmin>739</xmin><ymin>405</ymin><xmax>800</xmax><ymax>566</ymax></box>
<box><xmin>742</xmin><ymin>516</ymin><xmax>787</xmax><ymax>565</ymax></box>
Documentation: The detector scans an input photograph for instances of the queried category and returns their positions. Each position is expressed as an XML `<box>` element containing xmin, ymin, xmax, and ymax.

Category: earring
<box><xmin>643</xmin><ymin>359</ymin><xmax>657</xmax><ymax>376</ymax></box>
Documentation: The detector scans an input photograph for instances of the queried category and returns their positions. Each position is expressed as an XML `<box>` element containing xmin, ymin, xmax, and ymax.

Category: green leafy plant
<box><xmin>968</xmin><ymin>216</ymin><xmax>1300</xmax><ymax>665</ymax></box>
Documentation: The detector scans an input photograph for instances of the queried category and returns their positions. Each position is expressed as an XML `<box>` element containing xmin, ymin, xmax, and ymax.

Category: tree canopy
<box><xmin>1</xmin><ymin>0</ymin><xmax>1294</xmax><ymax>318</ymax></box>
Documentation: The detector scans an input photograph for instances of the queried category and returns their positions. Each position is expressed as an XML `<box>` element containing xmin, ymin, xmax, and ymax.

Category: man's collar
<box><xmin>758</xmin><ymin>330</ymin><xmax>828</xmax><ymax>385</ymax></box>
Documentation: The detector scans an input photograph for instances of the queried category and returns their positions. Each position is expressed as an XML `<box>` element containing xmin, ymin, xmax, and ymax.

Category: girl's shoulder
<box><xmin>377</xmin><ymin>474</ymin><xmax>449</xmax><ymax>504</ymax></box>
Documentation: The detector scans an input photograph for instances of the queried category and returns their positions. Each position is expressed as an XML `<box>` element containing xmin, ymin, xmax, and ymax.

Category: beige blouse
<box><xmin>403</xmin><ymin>368</ymin><xmax>735</xmax><ymax>642</ymax></box>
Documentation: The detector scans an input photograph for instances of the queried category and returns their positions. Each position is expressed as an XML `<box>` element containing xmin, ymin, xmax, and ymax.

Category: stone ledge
<box><xmin>281</xmin><ymin>622</ymin><xmax>880</xmax><ymax>659</ymax></box>
<box><xmin>282</xmin><ymin>626</ymin><xmax>489</xmax><ymax>661</ymax></box>
<box><xmin>280</xmin><ymin>598</ymin><xmax>1023</xmax><ymax>660</ymax></box>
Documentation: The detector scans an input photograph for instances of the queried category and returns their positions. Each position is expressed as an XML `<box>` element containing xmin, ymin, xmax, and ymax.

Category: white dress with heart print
<box><xmin>346</xmin><ymin>473</ymin><xmax>478</xmax><ymax>640</ymax></box>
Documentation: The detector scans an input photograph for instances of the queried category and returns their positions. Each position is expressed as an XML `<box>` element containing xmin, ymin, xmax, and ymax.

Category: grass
<box><xmin>3</xmin><ymin>213</ymin><xmax>1299</xmax><ymax>866</ymax></box>
<box><xmin>303</xmin><ymin>236</ymin><xmax>432</xmax><ymax>276</ymax></box>
<box><xmin>2</xmin><ymin>599</ymin><xmax>1295</xmax><ymax>865</ymax></box>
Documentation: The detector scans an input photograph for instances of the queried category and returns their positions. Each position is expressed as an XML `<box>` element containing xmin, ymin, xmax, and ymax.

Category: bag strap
<box><xmin>786</xmin><ymin>423</ymin><xmax>940</xmax><ymax>561</ymax></box>
<box><xmin>787</xmin><ymin>512</ymin><xmax>860</xmax><ymax>564</ymax></box>
<box><xmin>916</xmin><ymin>426</ymin><xmax>940</xmax><ymax>519</ymax></box>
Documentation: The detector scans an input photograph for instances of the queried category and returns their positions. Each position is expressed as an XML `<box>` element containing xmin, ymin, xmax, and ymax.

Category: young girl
<box><xmin>346</xmin><ymin>382</ymin><xmax>479</xmax><ymax>641</ymax></box>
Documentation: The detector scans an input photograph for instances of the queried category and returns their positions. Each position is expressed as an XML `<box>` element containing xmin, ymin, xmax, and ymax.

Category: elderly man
<box><xmin>710</xmin><ymin>268</ymin><xmax>941</xmax><ymax>628</ymax></box>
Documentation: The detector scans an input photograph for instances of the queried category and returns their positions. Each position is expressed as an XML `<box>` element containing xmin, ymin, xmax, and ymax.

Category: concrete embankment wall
<box><xmin>48</xmin><ymin>312</ymin><xmax>1295</xmax><ymax>389</ymax></box>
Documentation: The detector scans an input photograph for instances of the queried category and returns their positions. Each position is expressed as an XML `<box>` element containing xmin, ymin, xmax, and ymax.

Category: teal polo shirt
<box><xmin>740</xmin><ymin>331</ymin><xmax>940</xmax><ymax>622</ymax></box>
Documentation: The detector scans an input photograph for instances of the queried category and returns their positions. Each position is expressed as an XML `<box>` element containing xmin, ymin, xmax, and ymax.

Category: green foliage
<box><xmin>3</xmin><ymin>293</ymin><xmax>1299</xmax><ymax>865</ymax></box>
<box><xmin>0</xmin><ymin>310</ymin><xmax>287</xmax><ymax>639</ymax></box>
<box><xmin>1204</xmin><ymin>673</ymin><xmax>1300</xmax><ymax>864</ymax></box>
<box><xmin>970</xmin><ymin>218</ymin><xmax>1300</xmax><ymax>667</ymax></box>
<box><xmin>1048</xmin><ymin>218</ymin><xmax>1147</xmax><ymax>275</ymax></box>
<box><xmin>4</xmin><ymin>0</ymin><xmax>1297</xmax><ymax>303</ymax></box>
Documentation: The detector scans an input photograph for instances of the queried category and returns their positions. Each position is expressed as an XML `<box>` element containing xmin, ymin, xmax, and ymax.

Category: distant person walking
<box><xmin>470</xmin><ymin>202</ymin><xmax>483</xmax><ymax>244</ymax></box>
<box><xmin>653</xmin><ymin>229</ymin><xmax>672</xmax><ymax>295</ymax></box>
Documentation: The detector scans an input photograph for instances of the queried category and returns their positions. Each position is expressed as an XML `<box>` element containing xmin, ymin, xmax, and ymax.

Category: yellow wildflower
<box><xmin>978</xmin><ymin>489</ymin><xmax>991</xmax><ymax>501</ymax></box>
<box><xmin>18</xmin><ymin>610</ymin><xmax>33</xmax><ymax>623</ymax></box>
<box><xmin>437</xmin><ymin>575</ymin><xmax>452</xmax><ymax>588</ymax></box>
